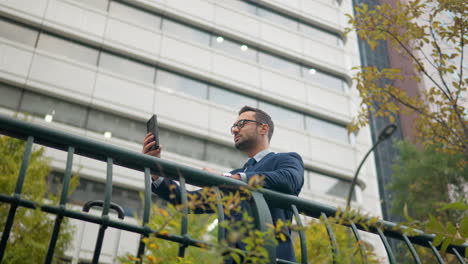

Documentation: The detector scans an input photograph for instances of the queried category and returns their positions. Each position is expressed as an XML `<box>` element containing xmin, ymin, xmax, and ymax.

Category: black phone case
<box><xmin>146</xmin><ymin>114</ymin><xmax>159</xmax><ymax>151</ymax></box>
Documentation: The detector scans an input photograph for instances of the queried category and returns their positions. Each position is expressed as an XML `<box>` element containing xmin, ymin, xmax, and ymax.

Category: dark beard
<box><xmin>235</xmin><ymin>136</ymin><xmax>256</xmax><ymax>151</ymax></box>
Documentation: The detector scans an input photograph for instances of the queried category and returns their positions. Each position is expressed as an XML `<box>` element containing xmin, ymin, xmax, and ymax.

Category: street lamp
<box><xmin>346</xmin><ymin>124</ymin><xmax>397</xmax><ymax>209</ymax></box>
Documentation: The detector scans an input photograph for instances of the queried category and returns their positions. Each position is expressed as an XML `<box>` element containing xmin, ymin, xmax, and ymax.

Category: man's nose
<box><xmin>232</xmin><ymin>126</ymin><xmax>239</xmax><ymax>135</ymax></box>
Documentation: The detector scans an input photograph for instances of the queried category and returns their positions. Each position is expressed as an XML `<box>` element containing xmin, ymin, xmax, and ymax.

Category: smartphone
<box><xmin>146</xmin><ymin>114</ymin><xmax>160</xmax><ymax>151</ymax></box>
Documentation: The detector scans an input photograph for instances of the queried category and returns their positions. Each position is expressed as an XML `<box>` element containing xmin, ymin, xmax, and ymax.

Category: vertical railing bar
<box><xmin>91</xmin><ymin>157</ymin><xmax>113</xmax><ymax>264</ymax></box>
<box><xmin>451</xmin><ymin>248</ymin><xmax>466</xmax><ymax>264</ymax></box>
<box><xmin>213</xmin><ymin>187</ymin><xmax>225</xmax><ymax>242</ymax></box>
<box><xmin>349</xmin><ymin>221</ymin><xmax>368</xmax><ymax>264</ymax></box>
<box><xmin>0</xmin><ymin>136</ymin><xmax>34</xmax><ymax>261</ymax></box>
<box><xmin>45</xmin><ymin>146</ymin><xmax>75</xmax><ymax>264</ymax></box>
<box><xmin>321</xmin><ymin>213</ymin><xmax>339</xmax><ymax>264</ymax></box>
<box><xmin>291</xmin><ymin>205</ymin><xmax>308</xmax><ymax>264</ymax></box>
<box><xmin>401</xmin><ymin>234</ymin><xmax>422</xmax><ymax>264</ymax></box>
<box><xmin>428</xmin><ymin>241</ymin><xmax>445</xmax><ymax>264</ymax></box>
<box><xmin>136</xmin><ymin>168</ymin><xmax>152</xmax><ymax>259</ymax></box>
<box><xmin>177</xmin><ymin>174</ymin><xmax>189</xmax><ymax>258</ymax></box>
<box><xmin>376</xmin><ymin>228</ymin><xmax>396</xmax><ymax>264</ymax></box>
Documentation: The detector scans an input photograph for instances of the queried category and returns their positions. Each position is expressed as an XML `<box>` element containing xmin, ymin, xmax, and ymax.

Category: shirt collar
<box><xmin>251</xmin><ymin>149</ymin><xmax>272</xmax><ymax>163</ymax></box>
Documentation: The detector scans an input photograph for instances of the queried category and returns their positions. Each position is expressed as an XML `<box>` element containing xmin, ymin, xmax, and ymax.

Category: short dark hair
<box><xmin>238</xmin><ymin>106</ymin><xmax>274</xmax><ymax>142</ymax></box>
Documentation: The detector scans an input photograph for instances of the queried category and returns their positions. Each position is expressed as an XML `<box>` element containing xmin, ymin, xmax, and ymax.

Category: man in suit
<box><xmin>142</xmin><ymin>106</ymin><xmax>304</xmax><ymax>262</ymax></box>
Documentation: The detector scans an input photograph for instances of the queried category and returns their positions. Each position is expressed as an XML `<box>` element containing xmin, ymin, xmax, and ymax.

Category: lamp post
<box><xmin>346</xmin><ymin>124</ymin><xmax>397</xmax><ymax>209</ymax></box>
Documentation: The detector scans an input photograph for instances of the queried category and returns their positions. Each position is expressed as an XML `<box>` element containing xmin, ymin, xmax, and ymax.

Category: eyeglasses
<box><xmin>230</xmin><ymin>119</ymin><xmax>263</xmax><ymax>134</ymax></box>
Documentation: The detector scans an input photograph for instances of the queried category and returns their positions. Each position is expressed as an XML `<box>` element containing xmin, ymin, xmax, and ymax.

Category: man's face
<box><xmin>232</xmin><ymin>111</ymin><xmax>260</xmax><ymax>151</ymax></box>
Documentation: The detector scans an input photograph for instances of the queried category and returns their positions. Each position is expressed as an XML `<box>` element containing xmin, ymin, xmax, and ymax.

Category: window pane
<box><xmin>0</xmin><ymin>83</ymin><xmax>22</xmax><ymax>110</ymax></box>
<box><xmin>257</xmin><ymin>8</ymin><xmax>298</xmax><ymax>31</ymax></box>
<box><xmin>306</xmin><ymin>116</ymin><xmax>348</xmax><ymax>143</ymax></box>
<box><xmin>258</xmin><ymin>101</ymin><xmax>304</xmax><ymax>130</ymax></box>
<box><xmin>86</xmin><ymin>109</ymin><xmax>146</xmax><ymax>142</ymax></box>
<box><xmin>109</xmin><ymin>2</ymin><xmax>161</xmax><ymax>29</ymax></box>
<box><xmin>217</xmin><ymin>0</ymin><xmax>257</xmax><ymax>14</ymax></box>
<box><xmin>259</xmin><ymin>52</ymin><xmax>301</xmax><ymax>76</ymax></box>
<box><xmin>113</xmin><ymin>186</ymin><xmax>142</xmax><ymax>217</ymax></box>
<box><xmin>205</xmin><ymin>142</ymin><xmax>244</xmax><ymax>168</ymax></box>
<box><xmin>156</xmin><ymin>70</ymin><xmax>208</xmax><ymax>99</ymax></box>
<box><xmin>0</xmin><ymin>19</ymin><xmax>38</xmax><ymax>46</ymax></box>
<box><xmin>159</xmin><ymin>128</ymin><xmax>206</xmax><ymax>160</ymax></box>
<box><xmin>99</xmin><ymin>52</ymin><xmax>155</xmax><ymax>83</ymax></box>
<box><xmin>74</xmin><ymin>0</ymin><xmax>109</xmax><ymax>10</ymax></box>
<box><xmin>302</xmin><ymin>67</ymin><xmax>345</xmax><ymax>91</ymax></box>
<box><xmin>162</xmin><ymin>19</ymin><xmax>209</xmax><ymax>46</ymax></box>
<box><xmin>20</xmin><ymin>92</ymin><xmax>87</xmax><ymax>127</ymax></box>
<box><xmin>209</xmin><ymin>86</ymin><xmax>256</xmax><ymax>110</ymax></box>
<box><xmin>211</xmin><ymin>36</ymin><xmax>256</xmax><ymax>61</ymax></box>
<box><xmin>299</xmin><ymin>24</ymin><xmax>341</xmax><ymax>47</ymax></box>
<box><xmin>307</xmin><ymin>171</ymin><xmax>356</xmax><ymax>200</ymax></box>
<box><xmin>37</xmin><ymin>34</ymin><xmax>98</xmax><ymax>65</ymax></box>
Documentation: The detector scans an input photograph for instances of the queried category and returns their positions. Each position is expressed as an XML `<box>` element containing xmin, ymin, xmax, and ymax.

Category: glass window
<box><xmin>0</xmin><ymin>83</ymin><xmax>22</xmax><ymax>110</ymax></box>
<box><xmin>307</xmin><ymin>170</ymin><xmax>356</xmax><ymax>201</ymax></box>
<box><xmin>20</xmin><ymin>91</ymin><xmax>87</xmax><ymax>127</ymax></box>
<box><xmin>217</xmin><ymin>0</ymin><xmax>257</xmax><ymax>14</ymax></box>
<box><xmin>306</xmin><ymin>116</ymin><xmax>348</xmax><ymax>143</ymax></box>
<box><xmin>109</xmin><ymin>1</ymin><xmax>161</xmax><ymax>30</ymax></box>
<box><xmin>257</xmin><ymin>8</ymin><xmax>298</xmax><ymax>31</ymax></box>
<box><xmin>162</xmin><ymin>19</ymin><xmax>210</xmax><ymax>46</ymax></box>
<box><xmin>99</xmin><ymin>52</ymin><xmax>155</xmax><ymax>83</ymax></box>
<box><xmin>259</xmin><ymin>52</ymin><xmax>301</xmax><ymax>76</ymax></box>
<box><xmin>302</xmin><ymin>67</ymin><xmax>345</xmax><ymax>91</ymax></box>
<box><xmin>0</xmin><ymin>19</ymin><xmax>38</xmax><ymax>46</ymax></box>
<box><xmin>209</xmin><ymin>86</ymin><xmax>257</xmax><ymax>110</ymax></box>
<box><xmin>299</xmin><ymin>24</ymin><xmax>341</xmax><ymax>47</ymax></box>
<box><xmin>205</xmin><ymin>142</ymin><xmax>245</xmax><ymax>168</ymax></box>
<box><xmin>158</xmin><ymin>128</ymin><xmax>206</xmax><ymax>161</ymax></box>
<box><xmin>211</xmin><ymin>36</ymin><xmax>257</xmax><ymax>61</ymax></box>
<box><xmin>74</xmin><ymin>0</ymin><xmax>109</xmax><ymax>11</ymax></box>
<box><xmin>112</xmin><ymin>186</ymin><xmax>142</xmax><ymax>217</ymax></box>
<box><xmin>37</xmin><ymin>34</ymin><xmax>99</xmax><ymax>65</ymax></box>
<box><xmin>86</xmin><ymin>109</ymin><xmax>146</xmax><ymax>142</ymax></box>
<box><xmin>258</xmin><ymin>101</ymin><xmax>304</xmax><ymax>130</ymax></box>
<box><xmin>156</xmin><ymin>70</ymin><xmax>208</xmax><ymax>99</ymax></box>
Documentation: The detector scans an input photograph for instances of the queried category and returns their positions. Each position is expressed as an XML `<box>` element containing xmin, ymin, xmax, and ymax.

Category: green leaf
<box><xmin>426</xmin><ymin>215</ymin><xmax>445</xmax><ymax>233</ymax></box>
<box><xmin>460</xmin><ymin>216</ymin><xmax>468</xmax><ymax>238</ymax></box>
<box><xmin>440</xmin><ymin>237</ymin><xmax>452</xmax><ymax>254</ymax></box>
<box><xmin>439</xmin><ymin>202</ymin><xmax>468</xmax><ymax>211</ymax></box>
<box><xmin>433</xmin><ymin>234</ymin><xmax>444</xmax><ymax>247</ymax></box>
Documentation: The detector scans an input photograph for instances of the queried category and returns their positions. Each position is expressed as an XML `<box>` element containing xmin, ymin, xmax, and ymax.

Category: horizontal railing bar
<box><xmin>0</xmin><ymin>114</ymin><xmax>466</xmax><ymax>255</ymax></box>
<box><xmin>276</xmin><ymin>259</ymin><xmax>299</xmax><ymax>264</ymax></box>
<box><xmin>0</xmin><ymin>193</ymin><xmax>210</xmax><ymax>249</ymax></box>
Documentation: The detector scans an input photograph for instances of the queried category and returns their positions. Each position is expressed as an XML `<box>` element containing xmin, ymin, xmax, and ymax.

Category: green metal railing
<box><xmin>0</xmin><ymin>114</ymin><xmax>466</xmax><ymax>264</ymax></box>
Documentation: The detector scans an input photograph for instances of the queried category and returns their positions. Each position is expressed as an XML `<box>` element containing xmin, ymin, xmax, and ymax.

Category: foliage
<box><xmin>345</xmin><ymin>0</ymin><xmax>468</xmax><ymax>160</ymax></box>
<box><xmin>293</xmin><ymin>215</ymin><xmax>381</xmax><ymax>264</ymax></box>
<box><xmin>331</xmin><ymin>204</ymin><xmax>468</xmax><ymax>262</ymax></box>
<box><xmin>121</xmin><ymin>181</ymin><xmax>278</xmax><ymax>264</ymax></box>
<box><xmin>395</xmin><ymin>202</ymin><xmax>468</xmax><ymax>262</ymax></box>
<box><xmin>0</xmin><ymin>135</ymin><xmax>76</xmax><ymax>263</ymax></box>
<box><xmin>389</xmin><ymin>140</ymin><xmax>468</xmax><ymax>223</ymax></box>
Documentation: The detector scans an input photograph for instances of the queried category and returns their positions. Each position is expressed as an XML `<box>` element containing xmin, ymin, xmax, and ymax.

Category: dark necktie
<box><xmin>243</xmin><ymin>158</ymin><xmax>256</xmax><ymax>172</ymax></box>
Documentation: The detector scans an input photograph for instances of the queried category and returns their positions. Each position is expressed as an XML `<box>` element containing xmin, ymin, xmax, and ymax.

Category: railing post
<box><xmin>136</xmin><ymin>167</ymin><xmax>152</xmax><ymax>260</ymax></box>
<box><xmin>177</xmin><ymin>174</ymin><xmax>189</xmax><ymax>258</ymax></box>
<box><xmin>322</xmin><ymin>212</ymin><xmax>339</xmax><ymax>264</ymax></box>
<box><xmin>291</xmin><ymin>205</ymin><xmax>308</xmax><ymax>264</ymax></box>
<box><xmin>0</xmin><ymin>136</ymin><xmax>34</xmax><ymax>261</ymax></box>
<box><xmin>249</xmin><ymin>191</ymin><xmax>276</xmax><ymax>263</ymax></box>
<box><xmin>45</xmin><ymin>146</ymin><xmax>75</xmax><ymax>264</ymax></box>
<box><xmin>91</xmin><ymin>157</ymin><xmax>114</xmax><ymax>264</ymax></box>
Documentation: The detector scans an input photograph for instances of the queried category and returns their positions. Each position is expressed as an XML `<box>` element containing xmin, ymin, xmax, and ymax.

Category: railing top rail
<box><xmin>0</xmin><ymin>114</ymin><xmax>466</xmax><ymax>254</ymax></box>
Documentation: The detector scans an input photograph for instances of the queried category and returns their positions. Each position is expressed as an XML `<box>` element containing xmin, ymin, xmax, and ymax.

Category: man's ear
<box><xmin>259</xmin><ymin>124</ymin><xmax>269</xmax><ymax>136</ymax></box>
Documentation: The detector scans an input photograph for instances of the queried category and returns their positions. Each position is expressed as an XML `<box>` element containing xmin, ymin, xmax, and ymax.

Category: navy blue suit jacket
<box><xmin>152</xmin><ymin>152</ymin><xmax>304</xmax><ymax>262</ymax></box>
